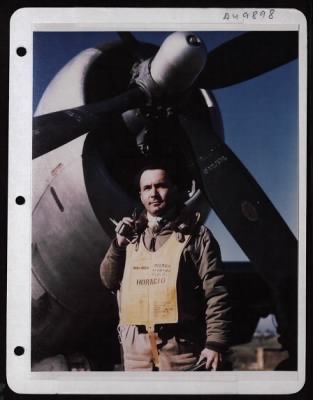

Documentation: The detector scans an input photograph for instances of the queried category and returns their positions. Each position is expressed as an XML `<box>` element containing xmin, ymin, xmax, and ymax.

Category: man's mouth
<box><xmin>150</xmin><ymin>201</ymin><xmax>162</xmax><ymax>206</ymax></box>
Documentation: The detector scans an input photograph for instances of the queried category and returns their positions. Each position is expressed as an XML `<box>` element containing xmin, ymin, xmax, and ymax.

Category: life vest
<box><xmin>119</xmin><ymin>232</ymin><xmax>190</xmax><ymax>332</ymax></box>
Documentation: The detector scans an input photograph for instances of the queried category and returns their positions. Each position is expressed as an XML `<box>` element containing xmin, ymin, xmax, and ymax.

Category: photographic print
<box><xmin>7</xmin><ymin>8</ymin><xmax>307</xmax><ymax>394</ymax></box>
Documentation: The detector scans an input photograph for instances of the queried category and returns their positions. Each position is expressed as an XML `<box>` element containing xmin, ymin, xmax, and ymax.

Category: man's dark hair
<box><xmin>135</xmin><ymin>158</ymin><xmax>178</xmax><ymax>190</ymax></box>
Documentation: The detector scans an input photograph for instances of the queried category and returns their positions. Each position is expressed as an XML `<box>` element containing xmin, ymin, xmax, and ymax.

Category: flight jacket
<box><xmin>100</xmin><ymin>208</ymin><xmax>232</xmax><ymax>353</ymax></box>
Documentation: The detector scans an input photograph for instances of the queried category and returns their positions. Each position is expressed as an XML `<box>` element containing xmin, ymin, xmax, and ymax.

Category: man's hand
<box><xmin>115</xmin><ymin>217</ymin><xmax>135</xmax><ymax>247</ymax></box>
<box><xmin>197</xmin><ymin>348</ymin><xmax>222</xmax><ymax>371</ymax></box>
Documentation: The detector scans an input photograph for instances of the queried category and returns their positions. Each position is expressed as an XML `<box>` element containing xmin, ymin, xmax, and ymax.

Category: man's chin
<box><xmin>149</xmin><ymin>205</ymin><xmax>165</xmax><ymax>216</ymax></box>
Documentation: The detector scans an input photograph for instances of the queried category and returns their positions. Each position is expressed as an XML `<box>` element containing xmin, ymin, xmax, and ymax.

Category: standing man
<box><xmin>100</xmin><ymin>162</ymin><xmax>231</xmax><ymax>371</ymax></box>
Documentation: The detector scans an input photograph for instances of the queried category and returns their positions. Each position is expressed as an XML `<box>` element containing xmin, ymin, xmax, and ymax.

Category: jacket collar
<box><xmin>135</xmin><ymin>206</ymin><xmax>200</xmax><ymax>235</ymax></box>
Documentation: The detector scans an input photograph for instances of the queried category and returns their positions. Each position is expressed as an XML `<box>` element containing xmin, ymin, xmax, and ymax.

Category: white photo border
<box><xmin>7</xmin><ymin>7</ymin><xmax>307</xmax><ymax>395</ymax></box>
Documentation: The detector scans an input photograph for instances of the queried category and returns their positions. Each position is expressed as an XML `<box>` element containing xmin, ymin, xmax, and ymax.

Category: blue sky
<box><xmin>33</xmin><ymin>31</ymin><xmax>298</xmax><ymax>262</ymax></box>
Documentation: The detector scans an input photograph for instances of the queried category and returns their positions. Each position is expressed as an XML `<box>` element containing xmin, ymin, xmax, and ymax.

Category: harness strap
<box><xmin>147</xmin><ymin>325</ymin><xmax>160</xmax><ymax>369</ymax></box>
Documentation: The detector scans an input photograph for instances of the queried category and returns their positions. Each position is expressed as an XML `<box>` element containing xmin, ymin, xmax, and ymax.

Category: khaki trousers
<box><xmin>118</xmin><ymin>325</ymin><xmax>201</xmax><ymax>371</ymax></box>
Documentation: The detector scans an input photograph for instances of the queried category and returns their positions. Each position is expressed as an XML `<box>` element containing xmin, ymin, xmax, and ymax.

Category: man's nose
<box><xmin>151</xmin><ymin>186</ymin><xmax>158</xmax><ymax>196</ymax></box>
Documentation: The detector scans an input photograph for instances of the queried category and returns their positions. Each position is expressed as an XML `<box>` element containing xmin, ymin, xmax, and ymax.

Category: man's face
<box><xmin>139</xmin><ymin>169</ymin><xmax>176</xmax><ymax>217</ymax></box>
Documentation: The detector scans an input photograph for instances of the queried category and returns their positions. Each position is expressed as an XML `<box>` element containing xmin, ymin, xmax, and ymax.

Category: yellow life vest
<box><xmin>119</xmin><ymin>232</ymin><xmax>190</xmax><ymax>332</ymax></box>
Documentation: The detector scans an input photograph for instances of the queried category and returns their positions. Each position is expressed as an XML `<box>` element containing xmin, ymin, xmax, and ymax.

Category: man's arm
<box><xmin>100</xmin><ymin>239</ymin><xmax>126</xmax><ymax>291</ymax></box>
<box><xmin>193</xmin><ymin>226</ymin><xmax>232</xmax><ymax>366</ymax></box>
<box><xmin>100</xmin><ymin>216</ymin><xmax>135</xmax><ymax>291</ymax></box>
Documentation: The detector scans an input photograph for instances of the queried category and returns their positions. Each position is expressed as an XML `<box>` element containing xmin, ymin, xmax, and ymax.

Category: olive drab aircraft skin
<box><xmin>32</xmin><ymin>31</ymin><xmax>298</xmax><ymax>371</ymax></box>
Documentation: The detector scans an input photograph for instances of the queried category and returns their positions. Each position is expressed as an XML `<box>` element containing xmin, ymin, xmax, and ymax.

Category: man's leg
<box><xmin>119</xmin><ymin>325</ymin><xmax>153</xmax><ymax>371</ymax></box>
<box><xmin>158</xmin><ymin>336</ymin><xmax>200</xmax><ymax>371</ymax></box>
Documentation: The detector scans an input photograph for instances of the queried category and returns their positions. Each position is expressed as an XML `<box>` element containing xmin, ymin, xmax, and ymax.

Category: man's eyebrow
<box><xmin>156</xmin><ymin>181</ymin><xmax>168</xmax><ymax>186</ymax></box>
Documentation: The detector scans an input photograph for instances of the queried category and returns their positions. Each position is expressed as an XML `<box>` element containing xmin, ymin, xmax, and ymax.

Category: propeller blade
<box><xmin>177</xmin><ymin>102</ymin><xmax>297</xmax><ymax>363</ymax></box>
<box><xmin>197</xmin><ymin>31</ymin><xmax>298</xmax><ymax>89</ymax></box>
<box><xmin>117</xmin><ymin>32</ymin><xmax>138</xmax><ymax>47</ymax></box>
<box><xmin>33</xmin><ymin>87</ymin><xmax>146</xmax><ymax>159</ymax></box>
<box><xmin>118</xmin><ymin>32</ymin><xmax>151</xmax><ymax>63</ymax></box>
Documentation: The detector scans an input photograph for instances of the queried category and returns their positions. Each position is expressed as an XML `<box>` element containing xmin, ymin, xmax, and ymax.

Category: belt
<box><xmin>137</xmin><ymin>322</ymin><xmax>202</xmax><ymax>339</ymax></box>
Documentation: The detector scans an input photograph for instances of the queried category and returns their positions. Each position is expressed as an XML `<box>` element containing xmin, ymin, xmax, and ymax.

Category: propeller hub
<box><xmin>150</xmin><ymin>32</ymin><xmax>207</xmax><ymax>95</ymax></box>
<box><xmin>133</xmin><ymin>32</ymin><xmax>207</xmax><ymax>99</ymax></box>
<box><xmin>186</xmin><ymin>34</ymin><xmax>202</xmax><ymax>46</ymax></box>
